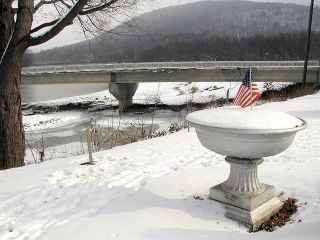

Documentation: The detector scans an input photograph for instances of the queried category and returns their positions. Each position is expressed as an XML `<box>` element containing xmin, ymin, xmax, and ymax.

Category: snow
<box><xmin>23</xmin><ymin>111</ymin><xmax>86</xmax><ymax>132</ymax></box>
<box><xmin>186</xmin><ymin>106</ymin><xmax>303</xmax><ymax>130</ymax></box>
<box><xmin>2</xmin><ymin>92</ymin><xmax>320</xmax><ymax>239</ymax></box>
<box><xmin>134</xmin><ymin>82</ymin><xmax>290</xmax><ymax>105</ymax></box>
<box><xmin>23</xmin><ymin>81</ymin><xmax>292</xmax><ymax>107</ymax></box>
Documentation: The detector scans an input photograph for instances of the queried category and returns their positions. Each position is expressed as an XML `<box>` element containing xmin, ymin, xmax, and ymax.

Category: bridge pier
<box><xmin>108</xmin><ymin>82</ymin><xmax>139</xmax><ymax>111</ymax></box>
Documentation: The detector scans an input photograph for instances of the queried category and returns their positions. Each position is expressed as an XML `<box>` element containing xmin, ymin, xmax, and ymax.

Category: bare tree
<box><xmin>0</xmin><ymin>0</ymin><xmax>139</xmax><ymax>169</ymax></box>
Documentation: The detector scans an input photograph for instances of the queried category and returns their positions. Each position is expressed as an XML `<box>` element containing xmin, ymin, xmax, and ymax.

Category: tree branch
<box><xmin>79</xmin><ymin>0</ymin><xmax>118</xmax><ymax>15</ymax></box>
<box><xmin>29</xmin><ymin>0</ymin><xmax>90</xmax><ymax>46</ymax></box>
<box><xmin>28</xmin><ymin>0</ymin><xmax>128</xmax><ymax>47</ymax></box>
<box><xmin>60</xmin><ymin>0</ymin><xmax>72</xmax><ymax>9</ymax></box>
<box><xmin>33</xmin><ymin>0</ymin><xmax>62</xmax><ymax>13</ymax></box>
<box><xmin>30</xmin><ymin>19</ymin><xmax>59</xmax><ymax>34</ymax></box>
<box><xmin>12</xmin><ymin>0</ymin><xmax>34</xmax><ymax>49</ymax></box>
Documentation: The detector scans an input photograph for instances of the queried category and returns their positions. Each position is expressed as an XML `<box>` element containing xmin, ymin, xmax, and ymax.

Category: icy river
<box><xmin>21</xmin><ymin>82</ymin><xmax>107</xmax><ymax>103</ymax></box>
<box><xmin>21</xmin><ymin>82</ymin><xmax>188</xmax><ymax>163</ymax></box>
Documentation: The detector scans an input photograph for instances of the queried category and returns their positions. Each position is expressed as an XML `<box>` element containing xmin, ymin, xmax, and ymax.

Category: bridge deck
<box><xmin>22</xmin><ymin>61</ymin><xmax>320</xmax><ymax>74</ymax></box>
<box><xmin>21</xmin><ymin>61</ymin><xmax>320</xmax><ymax>84</ymax></box>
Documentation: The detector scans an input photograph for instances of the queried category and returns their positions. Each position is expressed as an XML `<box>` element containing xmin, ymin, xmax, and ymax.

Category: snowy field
<box><xmin>2</xmin><ymin>91</ymin><xmax>319</xmax><ymax>239</ymax></box>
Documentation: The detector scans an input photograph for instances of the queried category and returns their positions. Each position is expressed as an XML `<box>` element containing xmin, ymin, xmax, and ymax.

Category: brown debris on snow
<box><xmin>255</xmin><ymin>198</ymin><xmax>299</xmax><ymax>232</ymax></box>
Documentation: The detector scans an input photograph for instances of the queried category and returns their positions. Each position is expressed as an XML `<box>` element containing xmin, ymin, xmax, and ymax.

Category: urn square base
<box><xmin>209</xmin><ymin>184</ymin><xmax>283</xmax><ymax>230</ymax></box>
<box><xmin>209</xmin><ymin>183</ymin><xmax>275</xmax><ymax>210</ymax></box>
<box><xmin>224</xmin><ymin>197</ymin><xmax>283</xmax><ymax>231</ymax></box>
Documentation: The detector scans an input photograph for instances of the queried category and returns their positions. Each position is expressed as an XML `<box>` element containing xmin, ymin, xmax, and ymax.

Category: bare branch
<box><xmin>77</xmin><ymin>15</ymin><xmax>91</xmax><ymax>38</ymax></box>
<box><xmin>30</xmin><ymin>19</ymin><xmax>59</xmax><ymax>34</ymax></box>
<box><xmin>29</xmin><ymin>0</ymin><xmax>90</xmax><ymax>46</ymax></box>
<box><xmin>79</xmin><ymin>0</ymin><xmax>118</xmax><ymax>15</ymax></box>
<box><xmin>34</xmin><ymin>0</ymin><xmax>61</xmax><ymax>13</ymax></box>
<box><xmin>53</xmin><ymin>1</ymin><xmax>64</xmax><ymax>16</ymax></box>
<box><xmin>29</xmin><ymin>0</ymin><xmax>139</xmax><ymax>46</ymax></box>
<box><xmin>60</xmin><ymin>0</ymin><xmax>72</xmax><ymax>9</ymax></box>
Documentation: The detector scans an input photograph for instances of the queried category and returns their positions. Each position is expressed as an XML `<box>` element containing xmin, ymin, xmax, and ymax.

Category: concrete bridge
<box><xmin>22</xmin><ymin>61</ymin><xmax>320</xmax><ymax>110</ymax></box>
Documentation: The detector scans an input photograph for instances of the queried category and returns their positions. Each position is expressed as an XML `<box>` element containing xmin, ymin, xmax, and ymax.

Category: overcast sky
<box><xmin>30</xmin><ymin>0</ymin><xmax>317</xmax><ymax>52</ymax></box>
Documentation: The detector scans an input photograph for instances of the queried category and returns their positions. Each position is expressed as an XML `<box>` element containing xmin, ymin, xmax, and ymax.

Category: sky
<box><xmin>30</xmin><ymin>0</ymin><xmax>315</xmax><ymax>52</ymax></box>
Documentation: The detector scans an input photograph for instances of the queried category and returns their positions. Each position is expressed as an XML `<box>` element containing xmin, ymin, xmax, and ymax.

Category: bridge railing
<box><xmin>22</xmin><ymin>61</ymin><xmax>319</xmax><ymax>74</ymax></box>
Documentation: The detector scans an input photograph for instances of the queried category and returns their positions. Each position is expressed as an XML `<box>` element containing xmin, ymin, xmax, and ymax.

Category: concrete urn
<box><xmin>186</xmin><ymin>107</ymin><xmax>307</xmax><ymax>230</ymax></box>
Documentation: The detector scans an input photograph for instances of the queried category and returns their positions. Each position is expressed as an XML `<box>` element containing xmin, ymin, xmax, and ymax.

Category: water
<box><xmin>25</xmin><ymin>109</ymin><xmax>186</xmax><ymax>163</ymax></box>
<box><xmin>21</xmin><ymin>83</ymin><xmax>107</xmax><ymax>103</ymax></box>
<box><xmin>22</xmin><ymin>83</ymin><xmax>186</xmax><ymax>163</ymax></box>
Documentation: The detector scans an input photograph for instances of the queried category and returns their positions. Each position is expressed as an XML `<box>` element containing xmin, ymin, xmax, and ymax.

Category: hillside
<box><xmin>29</xmin><ymin>0</ymin><xmax>320</xmax><ymax>65</ymax></box>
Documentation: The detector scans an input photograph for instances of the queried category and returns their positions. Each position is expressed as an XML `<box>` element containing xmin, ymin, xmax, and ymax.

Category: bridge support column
<box><xmin>109</xmin><ymin>82</ymin><xmax>139</xmax><ymax>111</ymax></box>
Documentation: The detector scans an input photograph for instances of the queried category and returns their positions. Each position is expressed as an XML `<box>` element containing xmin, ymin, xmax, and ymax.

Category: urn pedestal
<box><xmin>209</xmin><ymin>157</ymin><xmax>282</xmax><ymax>230</ymax></box>
<box><xmin>186</xmin><ymin>107</ymin><xmax>307</xmax><ymax>230</ymax></box>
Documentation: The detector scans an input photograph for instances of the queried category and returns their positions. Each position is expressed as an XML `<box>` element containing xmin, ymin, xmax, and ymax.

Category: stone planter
<box><xmin>186</xmin><ymin>108</ymin><xmax>307</xmax><ymax>230</ymax></box>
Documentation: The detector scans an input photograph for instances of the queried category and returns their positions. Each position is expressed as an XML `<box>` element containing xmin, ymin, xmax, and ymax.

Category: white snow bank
<box><xmin>1</xmin><ymin>91</ymin><xmax>319</xmax><ymax>240</ymax></box>
<box><xmin>23</xmin><ymin>111</ymin><xmax>87</xmax><ymax>132</ymax></box>
<box><xmin>186</xmin><ymin>106</ymin><xmax>303</xmax><ymax>130</ymax></box>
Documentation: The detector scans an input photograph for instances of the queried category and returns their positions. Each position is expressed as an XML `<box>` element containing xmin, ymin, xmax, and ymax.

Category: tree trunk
<box><xmin>0</xmin><ymin>0</ymin><xmax>30</xmax><ymax>169</ymax></box>
<box><xmin>0</xmin><ymin>49</ymin><xmax>25</xmax><ymax>169</ymax></box>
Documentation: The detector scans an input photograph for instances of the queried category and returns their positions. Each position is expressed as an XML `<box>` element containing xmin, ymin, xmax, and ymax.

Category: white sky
<box><xmin>30</xmin><ymin>0</ymin><xmax>315</xmax><ymax>52</ymax></box>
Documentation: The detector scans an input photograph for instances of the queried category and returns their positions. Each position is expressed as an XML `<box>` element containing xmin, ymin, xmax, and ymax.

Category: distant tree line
<box><xmin>27</xmin><ymin>31</ymin><xmax>320</xmax><ymax>65</ymax></box>
<box><xmin>26</xmin><ymin>1</ymin><xmax>320</xmax><ymax>66</ymax></box>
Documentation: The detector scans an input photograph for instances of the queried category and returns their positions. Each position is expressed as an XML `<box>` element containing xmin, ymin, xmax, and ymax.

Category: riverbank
<box><xmin>23</xmin><ymin>82</ymin><xmax>317</xmax><ymax>164</ymax></box>
<box><xmin>22</xmin><ymin>81</ymin><xmax>294</xmax><ymax>115</ymax></box>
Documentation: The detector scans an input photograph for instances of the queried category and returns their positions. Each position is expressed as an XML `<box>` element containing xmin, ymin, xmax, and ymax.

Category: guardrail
<box><xmin>22</xmin><ymin>61</ymin><xmax>320</xmax><ymax>75</ymax></box>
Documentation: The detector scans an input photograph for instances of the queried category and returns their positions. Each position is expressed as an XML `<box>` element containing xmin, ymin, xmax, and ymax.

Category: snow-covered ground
<box><xmin>23</xmin><ymin>109</ymin><xmax>185</xmax><ymax>163</ymax></box>
<box><xmin>23</xmin><ymin>81</ymin><xmax>292</xmax><ymax>108</ymax></box>
<box><xmin>22</xmin><ymin>81</ymin><xmax>293</xmax><ymax>162</ymax></box>
<box><xmin>2</xmin><ymin>91</ymin><xmax>319</xmax><ymax>239</ymax></box>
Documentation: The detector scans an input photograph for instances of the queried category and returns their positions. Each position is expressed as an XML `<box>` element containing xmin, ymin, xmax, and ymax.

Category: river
<box><xmin>21</xmin><ymin>82</ymin><xmax>107</xmax><ymax>103</ymax></box>
<box><xmin>22</xmin><ymin>83</ymin><xmax>186</xmax><ymax>163</ymax></box>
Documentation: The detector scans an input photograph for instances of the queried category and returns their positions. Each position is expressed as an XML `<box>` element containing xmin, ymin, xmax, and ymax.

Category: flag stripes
<box><xmin>234</xmin><ymin>68</ymin><xmax>261</xmax><ymax>108</ymax></box>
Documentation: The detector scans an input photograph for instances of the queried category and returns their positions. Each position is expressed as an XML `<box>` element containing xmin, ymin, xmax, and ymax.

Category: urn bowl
<box><xmin>186</xmin><ymin>107</ymin><xmax>307</xmax><ymax>159</ymax></box>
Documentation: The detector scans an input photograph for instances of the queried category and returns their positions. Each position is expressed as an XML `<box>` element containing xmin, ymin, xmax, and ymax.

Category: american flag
<box><xmin>234</xmin><ymin>67</ymin><xmax>261</xmax><ymax>108</ymax></box>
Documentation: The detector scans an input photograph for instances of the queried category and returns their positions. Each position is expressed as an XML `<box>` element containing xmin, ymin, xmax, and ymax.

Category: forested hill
<box><xmin>29</xmin><ymin>0</ymin><xmax>320</xmax><ymax>65</ymax></box>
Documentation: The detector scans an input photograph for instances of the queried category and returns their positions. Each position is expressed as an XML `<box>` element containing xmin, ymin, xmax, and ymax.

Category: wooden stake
<box><xmin>86</xmin><ymin>128</ymin><xmax>94</xmax><ymax>165</ymax></box>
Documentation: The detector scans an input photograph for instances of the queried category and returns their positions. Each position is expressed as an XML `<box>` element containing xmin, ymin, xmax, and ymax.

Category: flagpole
<box><xmin>250</xmin><ymin>66</ymin><xmax>253</xmax><ymax>110</ymax></box>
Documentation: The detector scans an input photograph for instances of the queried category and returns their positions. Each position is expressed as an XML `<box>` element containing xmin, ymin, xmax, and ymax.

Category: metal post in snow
<box><xmin>249</xmin><ymin>66</ymin><xmax>254</xmax><ymax>110</ymax></box>
<box><xmin>302</xmin><ymin>0</ymin><xmax>315</xmax><ymax>88</ymax></box>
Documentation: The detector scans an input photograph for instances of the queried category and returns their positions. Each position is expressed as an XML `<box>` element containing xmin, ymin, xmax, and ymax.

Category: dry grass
<box><xmin>261</xmin><ymin>83</ymin><xmax>317</xmax><ymax>102</ymax></box>
<box><xmin>90</xmin><ymin>122</ymin><xmax>190</xmax><ymax>152</ymax></box>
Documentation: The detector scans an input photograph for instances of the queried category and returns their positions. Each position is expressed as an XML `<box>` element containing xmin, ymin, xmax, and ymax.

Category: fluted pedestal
<box><xmin>209</xmin><ymin>157</ymin><xmax>283</xmax><ymax>230</ymax></box>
